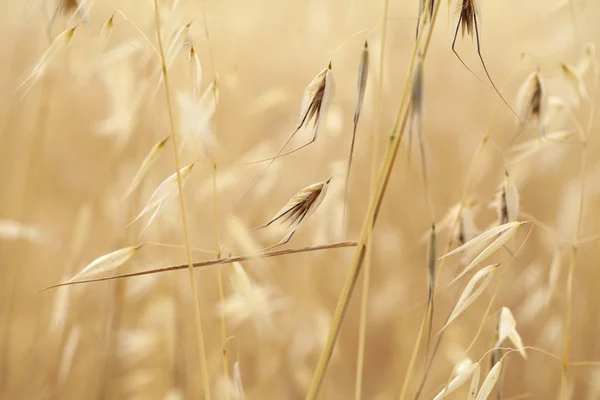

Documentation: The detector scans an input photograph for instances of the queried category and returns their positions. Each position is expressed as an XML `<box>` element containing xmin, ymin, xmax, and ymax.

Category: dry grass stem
<box><xmin>40</xmin><ymin>241</ymin><xmax>358</xmax><ymax>291</ymax></box>
<box><xmin>152</xmin><ymin>0</ymin><xmax>211</xmax><ymax>397</ymax></box>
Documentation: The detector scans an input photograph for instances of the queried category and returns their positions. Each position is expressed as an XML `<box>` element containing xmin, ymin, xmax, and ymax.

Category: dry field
<box><xmin>1</xmin><ymin>0</ymin><xmax>600</xmax><ymax>399</ymax></box>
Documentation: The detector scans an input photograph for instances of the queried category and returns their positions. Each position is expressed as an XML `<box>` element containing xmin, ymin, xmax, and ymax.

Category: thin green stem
<box><xmin>152</xmin><ymin>1</ymin><xmax>211</xmax><ymax>398</ymax></box>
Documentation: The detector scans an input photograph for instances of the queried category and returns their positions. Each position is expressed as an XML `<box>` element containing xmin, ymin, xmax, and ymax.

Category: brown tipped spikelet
<box><xmin>343</xmin><ymin>42</ymin><xmax>369</xmax><ymax>231</ymax></box>
<box><xmin>457</xmin><ymin>0</ymin><xmax>479</xmax><ymax>38</ymax></box>
<box><xmin>239</xmin><ymin>63</ymin><xmax>334</xmax><ymax>200</ymax></box>
<box><xmin>516</xmin><ymin>71</ymin><xmax>546</xmax><ymax>136</ymax></box>
<box><xmin>253</xmin><ymin>178</ymin><xmax>331</xmax><ymax>248</ymax></box>
<box><xmin>497</xmin><ymin>171</ymin><xmax>519</xmax><ymax>225</ymax></box>
<box><xmin>451</xmin><ymin>0</ymin><xmax>519</xmax><ymax>119</ymax></box>
<box><xmin>407</xmin><ymin>53</ymin><xmax>428</xmax><ymax>184</ymax></box>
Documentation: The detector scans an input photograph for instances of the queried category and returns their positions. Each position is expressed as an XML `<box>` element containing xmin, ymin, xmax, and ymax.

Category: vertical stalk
<box><xmin>152</xmin><ymin>2</ymin><xmax>211</xmax><ymax>398</ymax></box>
<box><xmin>355</xmin><ymin>1</ymin><xmax>389</xmax><ymax>399</ymax></box>
<box><xmin>305</xmin><ymin>2</ymin><xmax>442</xmax><ymax>396</ymax></box>
<box><xmin>560</xmin><ymin>144</ymin><xmax>587</xmax><ymax>399</ymax></box>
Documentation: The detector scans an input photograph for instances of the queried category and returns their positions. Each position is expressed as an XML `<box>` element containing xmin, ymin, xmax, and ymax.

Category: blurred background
<box><xmin>1</xmin><ymin>0</ymin><xmax>600</xmax><ymax>399</ymax></box>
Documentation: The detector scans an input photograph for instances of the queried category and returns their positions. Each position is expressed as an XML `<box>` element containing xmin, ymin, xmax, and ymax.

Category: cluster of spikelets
<box><xmin>3</xmin><ymin>0</ymin><xmax>600</xmax><ymax>399</ymax></box>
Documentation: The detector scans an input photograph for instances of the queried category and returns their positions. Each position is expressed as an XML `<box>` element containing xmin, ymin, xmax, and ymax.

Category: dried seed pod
<box><xmin>124</xmin><ymin>136</ymin><xmax>170</xmax><ymax>198</ymax></box>
<box><xmin>516</xmin><ymin>71</ymin><xmax>546</xmax><ymax>136</ymax></box>
<box><xmin>240</xmin><ymin>63</ymin><xmax>335</xmax><ymax>200</ymax></box>
<box><xmin>497</xmin><ymin>171</ymin><xmax>519</xmax><ymax>225</ymax></box>
<box><xmin>16</xmin><ymin>26</ymin><xmax>76</xmax><ymax>98</ymax></box>
<box><xmin>69</xmin><ymin>245</ymin><xmax>144</xmax><ymax>282</ymax></box>
<box><xmin>344</xmin><ymin>42</ymin><xmax>369</xmax><ymax>231</ymax></box>
<box><xmin>254</xmin><ymin>179</ymin><xmax>331</xmax><ymax>247</ymax></box>
<box><xmin>496</xmin><ymin>307</ymin><xmax>526</xmax><ymax>358</ymax></box>
<box><xmin>189</xmin><ymin>45</ymin><xmax>203</xmax><ymax>99</ymax></box>
<box><xmin>130</xmin><ymin>163</ymin><xmax>195</xmax><ymax>233</ymax></box>
<box><xmin>440</xmin><ymin>264</ymin><xmax>498</xmax><ymax>332</ymax></box>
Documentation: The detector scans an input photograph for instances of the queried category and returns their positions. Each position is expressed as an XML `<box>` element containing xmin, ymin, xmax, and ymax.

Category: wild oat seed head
<box><xmin>516</xmin><ymin>71</ymin><xmax>545</xmax><ymax>131</ymax></box>
<box><xmin>497</xmin><ymin>171</ymin><xmax>519</xmax><ymax>224</ymax></box>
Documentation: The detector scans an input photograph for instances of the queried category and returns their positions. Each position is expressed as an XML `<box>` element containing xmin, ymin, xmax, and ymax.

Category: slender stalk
<box><xmin>210</xmin><ymin>75</ymin><xmax>228</xmax><ymax>383</ymax></box>
<box><xmin>152</xmin><ymin>2</ymin><xmax>211</xmax><ymax>398</ymax></box>
<box><xmin>305</xmin><ymin>3</ymin><xmax>443</xmax><ymax>397</ymax></box>
<box><xmin>0</xmin><ymin>69</ymin><xmax>54</xmax><ymax>386</ymax></box>
<box><xmin>560</xmin><ymin>145</ymin><xmax>587</xmax><ymax>399</ymax></box>
<box><xmin>559</xmin><ymin>63</ymin><xmax>596</xmax><ymax>398</ymax></box>
<box><xmin>355</xmin><ymin>2</ymin><xmax>390</xmax><ymax>399</ymax></box>
<box><xmin>40</xmin><ymin>241</ymin><xmax>359</xmax><ymax>291</ymax></box>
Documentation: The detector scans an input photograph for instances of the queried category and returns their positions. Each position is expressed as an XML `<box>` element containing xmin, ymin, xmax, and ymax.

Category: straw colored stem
<box><xmin>355</xmin><ymin>3</ymin><xmax>390</xmax><ymax>399</ymax></box>
<box><xmin>40</xmin><ymin>241</ymin><xmax>359</xmax><ymax>291</ymax></box>
<box><xmin>152</xmin><ymin>1</ymin><xmax>211</xmax><ymax>398</ymax></box>
<box><xmin>560</xmin><ymin>150</ymin><xmax>587</xmax><ymax>399</ymax></box>
<box><xmin>305</xmin><ymin>3</ymin><xmax>443</xmax><ymax>397</ymax></box>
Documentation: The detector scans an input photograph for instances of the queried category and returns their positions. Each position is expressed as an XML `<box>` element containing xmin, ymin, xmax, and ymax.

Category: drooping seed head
<box><xmin>457</xmin><ymin>0</ymin><xmax>480</xmax><ymax>38</ymax></box>
<box><xmin>297</xmin><ymin>63</ymin><xmax>335</xmax><ymax>137</ymax></box>
<box><xmin>272</xmin><ymin>180</ymin><xmax>330</xmax><ymax>228</ymax></box>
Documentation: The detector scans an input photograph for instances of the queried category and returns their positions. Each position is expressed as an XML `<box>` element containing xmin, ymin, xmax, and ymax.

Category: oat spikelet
<box><xmin>450</xmin><ymin>222</ymin><xmax>521</xmax><ymax>284</ymax></box>
<box><xmin>561</xmin><ymin>63</ymin><xmax>589</xmax><ymax>103</ymax></box>
<box><xmin>497</xmin><ymin>171</ymin><xmax>519</xmax><ymax>225</ymax></box>
<box><xmin>16</xmin><ymin>26</ymin><xmax>76</xmax><ymax>98</ymax></box>
<box><xmin>468</xmin><ymin>362</ymin><xmax>481</xmax><ymax>400</ymax></box>
<box><xmin>130</xmin><ymin>163</ymin><xmax>195</xmax><ymax>232</ymax></box>
<box><xmin>407</xmin><ymin>53</ymin><xmax>429</xmax><ymax>192</ymax></box>
<box><xmin>240</xmin><ymin>63</ymin><xmax>334</xmax><ymax>199</ymax></box>
<box><xmin>254</xmin><ymin>178</ymin><xmax>331</xmax><ymax>247</ymax></box>
<box><xmin>516</xmin><ymin>71</ymin><xmax>546</xmax><ymax>136</ymax></box>
<box><xmin>452</xmin><ymin>0</ymin><xmax>519</xmax><ymax>119</ymax></box>
<box><xmin>344</xmin><ymin>42</ymin><xmax>369</xmax><ymax>231</ymax></box>
<box><xmin>124</xmin><ymin>136</ymin><xmax>170</xmax><ymax>198</ymax></box>
<box><xmin>440</xmin><ymin>221</ymin><xmax>523</xmax><ymax>260</ymax></box>
<box><xmin>440</xmin><ymin>264</ymin><xmax>498</xmax><ymax>332</ymax></box>
<box><xmin>496</xmin><ymin>307</ymin><xmax>526</xmax><ymax>359</ymax></box>
<box><xmin>433</xmin><ymin>361</ymin><xmax>480</xmax><ymax>400</ymax></box>
<box><xmin>49</xmin><ymin>0</ymin><xmax>88</xmax><ymax>36</ymax></box>
<box><xmin>189</xmin><ymin>45</ymin><xmax>203</xmax><ymax>99</ymax></box>
<box><xmin>100</xmin><ymin>12</ymin><xmax>115</xmax><ymax>50</ymax></box>
<box><xmin>69</xmin><ymin>245</ymin><xmax>143</xmax><ymax>282</ymax></box>
<box><xmin>475</xmin><ymin>360</ymin><xmax>503</xmax><ymax>400</ymax></box>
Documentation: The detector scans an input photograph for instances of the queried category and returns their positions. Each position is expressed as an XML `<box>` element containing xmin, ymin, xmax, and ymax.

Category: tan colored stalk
<box><xmin>305</xmin><ymin>1</ymin><xmax>444</xmax><ymax>397</ymax></box>
<box><xmin>560</xmin><ymin>147</ymin><xmax>587</xmax><ymax>399</ymax></box>
<box><xmin>41</xmin><ymin>241</ymin><xmax>359</xmax><ymax>291</ymax></box>
<box><xmin>355</xmin><ymin>1</ymin><xmax>389</xmax><ymax>399</ymax></box>
<box><xmin>152</xmin><ymin>1</ymin><xmax>211</xmax><ymax>398</ymax></box>
<box><xmin>559</xmin><ymin>62</ymin><xmax>596</xmax><ymax>400</ymax></box>
<box><xmin>0</xmin><ymin>66</ymin><xmax>55</xmax><ymax>384</ymax></box>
